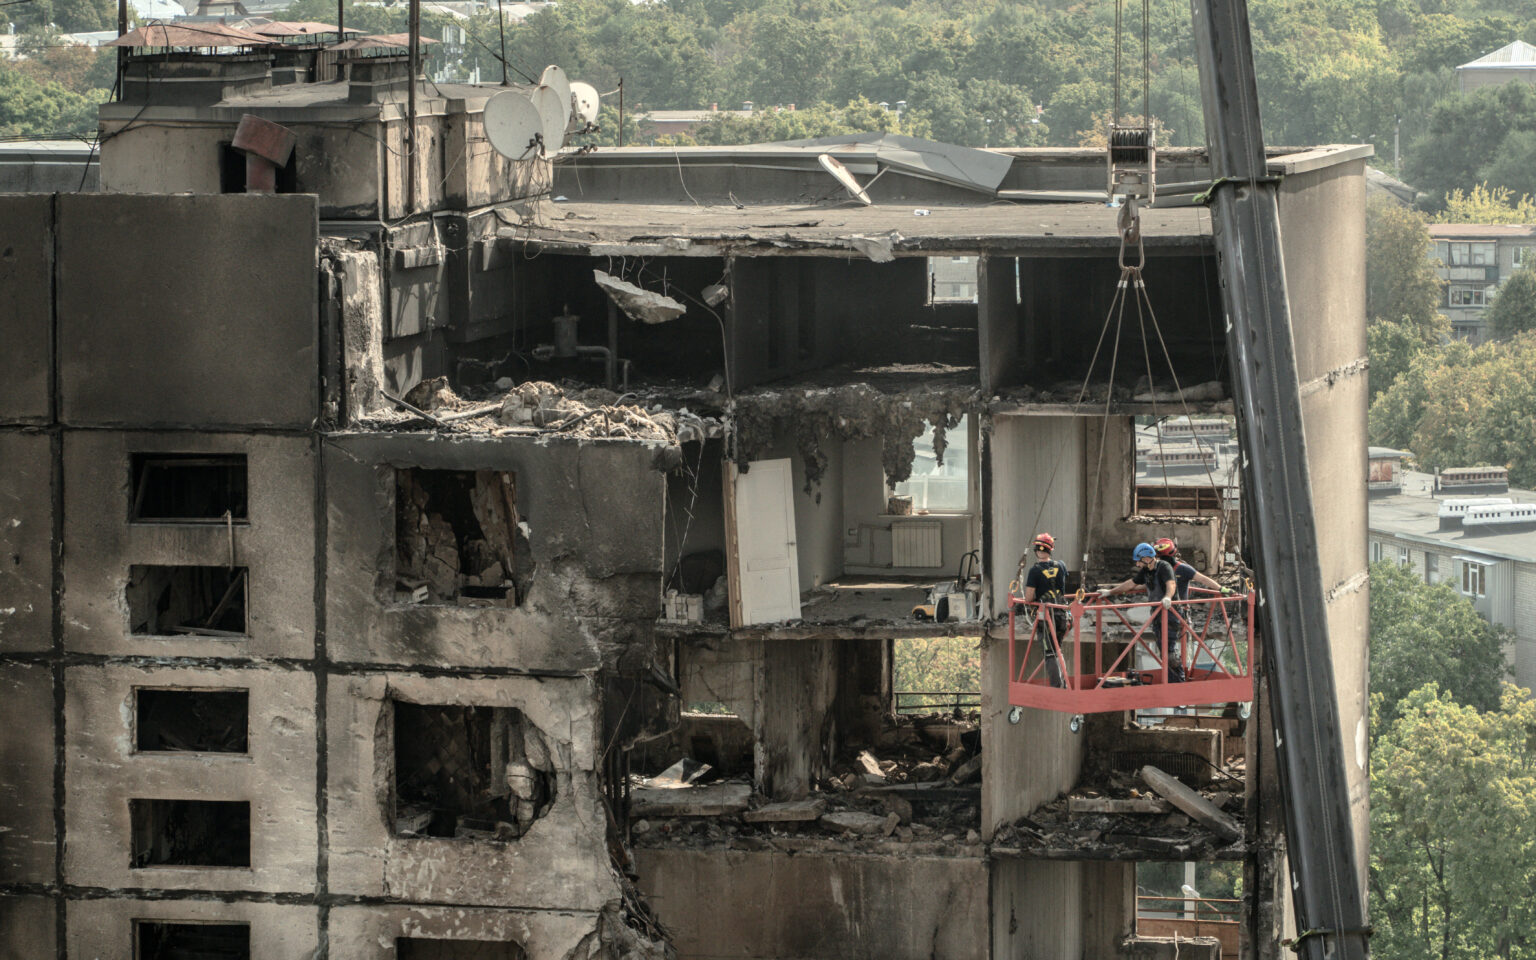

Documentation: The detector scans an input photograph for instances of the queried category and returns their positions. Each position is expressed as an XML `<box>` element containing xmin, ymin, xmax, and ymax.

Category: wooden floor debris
<box><xmin>630</xmin><ymin>782</ymin><xmax>751</xmax><ymax>817</ymax></box>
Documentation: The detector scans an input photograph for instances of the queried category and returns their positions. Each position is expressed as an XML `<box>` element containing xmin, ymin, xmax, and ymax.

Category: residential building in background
<box><xmin>1428</xmin><ymin>223</ymin><xmax>1536</xmax><ymax>342</ymax></box>
<box><xmin>1456</xmin><ymin>40</ymin><xmax>1536</xmax><ymax>93</ymax></box>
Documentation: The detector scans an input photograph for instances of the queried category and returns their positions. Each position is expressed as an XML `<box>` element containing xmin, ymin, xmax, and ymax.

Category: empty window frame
<box><xmin>1370</xmin><ymin>541</ymin><xmax>1383</xmax><ymax>563</ymax></box>
<box><xmin>1425</xmin><ymin>553</ymin><xmax>1440</xmax><ymax>585</ymax></box>
<box><xmin>396</xmin><ymin>939</ymin><xmax>527</xmax><ymax>960</ymax></box>
<box><xmin>130</xmin><ymin>800</ymin><xmax>250</xmax><ymax>868</ymax></box>
<box><xmin>1397</xmin><ymin>545</ymin><xmax>1410</xmax><ymax>567</ymax></box>
<box><xmin>136</xmin><ymin>689</ymin><xmax>249</xmax><ymax>753</ymax></box>
<box><xmin>1460</xmin><ymin>559</ymin><xmax>1488</xmax><ymax>598</ymax></box>
<box><xmin>136</xmin><ymin>921</ymin><xmax>251</xmax><ymax>960</ymax></box>
<box><xmin>395</xmin><ymin>469</ymin><xmax>522</xmax><ymax>605</ymax></box>
<box><xmin>891</xmin><ymin>416</ymin><xmax>970</xmax><ymax>512</ymax></box>
<box><xmin>130</xmin><ymin>454</ymin><xmax>248</xmax><ymax>523</ymax></box>
<box><xmin>127</xmin><ymin>566</ymin><xmax>248</xmax><ymax>637</ymax></box>
<box><xmin>927</xmin><ymin>256</ymin><xmax>979</xmax><ymax>304</ymax></box>
<box><xmin>392</xmin><ymin>702</ymin><xmax>556</xmax><ymax>841</ymax></box>
<box><xmin>1514</xmin><ymin>245</ymin><xmax>1535</xmax><ymax>268</ymax></box>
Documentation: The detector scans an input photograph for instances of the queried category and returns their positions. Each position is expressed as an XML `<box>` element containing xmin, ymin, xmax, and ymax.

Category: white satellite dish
<box><xmin>484</xmin><ymin>89</ymin><xmax>545</xmax><ymax>160</ymax></box>
<box><xmin>531</xmin><ymin>83</ymin><xmax>569</xmax><ymax>155</ymax></box>
<box><xmin>539</xmin><ymin>65</ymin><xmax>573</xmax><ymax>121</ymax></box>
<box><xmin>569</xmin><ymin>80</ymin><xmax>600</xmax><ymax>130</ymax></box>
<box><xmin>818</xmin><ymin>153</ymin><xmax>872</xmax><ymax>205</ymax></box>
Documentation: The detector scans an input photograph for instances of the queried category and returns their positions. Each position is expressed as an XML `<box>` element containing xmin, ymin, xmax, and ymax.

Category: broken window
<box><xmin>395</xmin><ymin>469</ymin><xmax>525</xmax><ymax>606</ymax></box>
<box><xmin>136</xmin><ymin>689</ymin><xmax>249</xmax><ymax>753</ymax></box>
<box><xmin>891</xmin><ymin>417</ymin><xmax>970</xmax><ymax>513</ymax></box>
<box><xmin>126</xmin><ymin>566</ymin><xmax>248</xmax><ymax>637</ymax></box>
<box><xmin>136</xmin><ymin>921</ymin><xmax>250</xmax><ymax>960</ymax></box>
<box><xmin>392</xmin><ymin>702</ymin><xmax>556</xmax><ymax>841</ymax></box>
<box><xmin>397</xmin><ymin>940</ymin><xmax>526</xmax><ymax>960</ymax></box>
<box><xmin>927</xmin><ymin>256</ymin><xmax>979</xmax><ymax>304</ymax></box>
<box><xmin>130</xmin><ymin>800</ymin><xmax>250</xmax><ymax>867</ymax></box>
<box><xmin>130</xmin><ymin>454</ymin><xmax>248</xmax><ymax>523</ymax></box>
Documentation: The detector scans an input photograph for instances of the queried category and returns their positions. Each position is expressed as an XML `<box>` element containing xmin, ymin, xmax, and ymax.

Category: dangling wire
<box><xmin>1112</xmin><ymin>0</ymin><xmax>1154</xmax><ymax>126</ymax></box>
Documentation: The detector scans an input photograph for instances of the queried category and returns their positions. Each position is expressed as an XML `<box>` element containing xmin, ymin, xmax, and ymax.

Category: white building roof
<box><xmin>1459</xmin><ymin>41</ymin><xmax>1536</xmax><ymax>70</ymax></box>
<box><xmin>129</xmin><ymin>0</ymin><xmax>189</xmax><ymax>19</ymax></box>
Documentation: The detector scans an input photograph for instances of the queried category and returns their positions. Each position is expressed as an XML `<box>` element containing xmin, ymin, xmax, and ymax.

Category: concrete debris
<box><xmin>594</xmin><ymin>269</ymin><xmax>687</xmax><ymax>324</ymax></box>
<box><xmin>741</xmin><ymin>799</ymin><xmax>825</xmax><ymax>823</ymax></box>
<box><xmin>1132</xmin><ymin>378</ymin><xmax>1227</xmax><ymax>403</ymax></box>
<box><xmin>1067</xmin><ymin>797</ymin><xmax>1172</xmax><ymax>814</ymax></box>
<box><xmin>1140</xmin><ymin>765</ymin><xmax>1242</xmax><ymax>842</ymax></box>
<box><xmin>843</xmin><ymin>232</ymin><xmax>901</xmax><ymax>263</ymax></box>
<box><xmin>734</xmin><ymin>381</ymin><xmax>977</xmax><ymax>489</ymax></box>
<box><xmin>630</xmin><ymin>782</ymin><xmax>751</xmax><ymax>817</ymax></box>
<box><xmin>820</xmin><ymin>811</ymin><xmax>891</xmax><ymax>835</ymax></box>
<box><xmin>948</xmin><ymin>755</ymin><xmax>982</xmax><ymax>785</ymax></box>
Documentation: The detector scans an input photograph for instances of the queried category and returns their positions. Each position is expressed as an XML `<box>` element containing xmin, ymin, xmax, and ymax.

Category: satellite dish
<box><xmin>531</xmin><ymin>84</ymin><xmax>568</xmax><ymax>155</ymax></box>
<box><xmin>569</xmin><ymin>80</ymin><xmax>600</xmax><ymax>130</ymax></box>
<box><xmin>539</xmin><ymin>65</ymin><xmax>573</xmax><ymax>121</ymax></box>
<box><xmin>484</xmin><ymin>90</ymin><xmax>544</xmax><ymax>160</ymax></box>
<box><xmin>818</xmin><ymin>153</ymin><xmax>872</xmax><ymax>205</ymax></box>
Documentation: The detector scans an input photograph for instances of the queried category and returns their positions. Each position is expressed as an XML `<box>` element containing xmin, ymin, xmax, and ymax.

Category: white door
<box><xmin>734</xmin><ymin>458</ymin><xmax>802</xmax><ymax>625</ymax></box>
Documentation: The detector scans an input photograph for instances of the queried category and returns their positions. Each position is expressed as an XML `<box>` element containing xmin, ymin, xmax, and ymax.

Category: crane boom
<box><xmin>1187</xmin><ymin>0</ymin><xmax>1371</xmax><ymax>957</ymax></box>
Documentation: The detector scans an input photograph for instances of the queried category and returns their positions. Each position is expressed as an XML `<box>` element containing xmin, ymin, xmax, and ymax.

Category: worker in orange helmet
<box><xmin>1099</xmin><ymin>542</ymin><xmax>1186</xmax><ymax>682</ymax></box>
<box><xmin>1022</xmin><ymin>532</ymin><xmax>1069</xmax><ymax>688</ymax></box>
<box><xmin>1152</xmin><ymin>537</ymin><xmax>1229</xmax><ymax>601</ymax></box>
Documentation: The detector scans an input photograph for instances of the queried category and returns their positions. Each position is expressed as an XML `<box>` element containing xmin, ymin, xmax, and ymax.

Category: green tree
<box><xmin>1404</xmin><ymin>82</ymin><xmax>1536</xmax><ymax>208</ymax></box>
<box><xmin>1368</xmin><ymin>315</ymin><xmax>1430</xmax><ymax>401</ymax></box>
<box><xmin>0</xmin><ymin>59</ymin><xmax>104</xmax><ymax>140</ymax></box>
<box><xmin>893</xmin><ymin>637</ymin><xmax>981</xmax><ymax>709</ymax></box>
<box><xmin>1436</xmin><ymin>183</ymin><xmax>1536</xmax><ymax>225</ymax></box>
<box><xmin>1368</xmin><ymin>560</ymin><xmax>1506</xmax><ymax>725</ymax></box>
<box><xmin>1367</xmin><ymin>338</ymin><xmax>1471</xmax><ymax>451</ymax></box>
<box><xmin>1410</xmin><ymin>333</ymin><xmax>1536</xmax><ymax>484</ymax></box>
<box><xmin>1366</xmin><ymin>195</ymin><xmax>1446</xmax><ymax>337</ymax></box>
<box><xmin>1488</xmin><ymin>266</ymin><xmax>1536</xmax><ymax>339</ymax></box>
<box><xmin>1370</xmin><ymin>685</ymin><xmax>1536</xmax><ymax>960</ymax></box>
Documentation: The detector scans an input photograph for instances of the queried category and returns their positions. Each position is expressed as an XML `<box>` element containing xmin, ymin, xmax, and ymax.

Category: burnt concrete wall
<box><xmin>0</xmin><ymin>195</ymin><xmax>52</xmax><ymax>424</ymax></box>
<box><xmin>53</xmin><ymin>194</ymin><xmax>319</xmax><ymax>429</ymax></box>
<box><xmin>990</xmin><ymin>860</ymin><xmax>1084</xmax><ymax>960</ymax></box>
<box><xmin>324</xmin><ymin>434</ymin><xmax>666</xmax><ymax>671</ymax></box>
<box><xmin>1276</xmin><ymin>157</ymin><xmax>1371</xmax><ymax>897</ymax></box>
<box><xmin>0</xmin><ymin>432</ymin><xmax>54</xmax><ymax>653</ymax></box>
<box><xmin>635</xmin><ymin>848</ymin><xmax>988</xmax><ymax>960</ymax></box>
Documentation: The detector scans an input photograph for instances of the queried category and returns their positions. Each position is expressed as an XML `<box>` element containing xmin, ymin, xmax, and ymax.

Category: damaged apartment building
<box><xmin>0</xmin><ymin>41</ymin><xmax>1370</xmax><ymax>960</ymax></box>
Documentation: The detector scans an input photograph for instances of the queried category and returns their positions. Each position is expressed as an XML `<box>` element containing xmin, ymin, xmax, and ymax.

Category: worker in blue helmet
<box><xmin>1098</xmin><ymin>542</ymin><xmax>1186</xmax><ymax>682</ymax></box>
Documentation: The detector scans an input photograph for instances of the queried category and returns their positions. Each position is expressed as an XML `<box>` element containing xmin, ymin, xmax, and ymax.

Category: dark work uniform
<box><xmin>1171</xmin><ymin>560</ymin><xmax>1198</xmax><ymax>600</ymax></box>
<box><xmin>1132</xmin><ymin>559</ymin><xmax>1185</xmax><ymax>682</ymax></box>
<box><xmin>1026</xmin><ymin>559</ymin><xmax>1070</xmax><ymax>687</ymax></box>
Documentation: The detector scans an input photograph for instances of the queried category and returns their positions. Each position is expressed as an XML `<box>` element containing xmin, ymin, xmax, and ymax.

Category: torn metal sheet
<box><xmin>594</xmin><ymin>269</ymin><xmax>686</xmax><ymax>324</ymax></box>
<box><xmin>844</xmin><ymin>232</ymin><xmax>901</xmax><ymax>262</ymax></box>
<box><xmin>771</xmin><ymin>133</ymin><xmax>1015</xmax><ymax>194</ymax></box>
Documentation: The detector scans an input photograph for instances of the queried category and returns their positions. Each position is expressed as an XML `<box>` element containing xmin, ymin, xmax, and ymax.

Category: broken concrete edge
<box><xmin>1140</xmin><ymin>764</ymin><xmax>1243</xmax><ymax>843</ymax></box>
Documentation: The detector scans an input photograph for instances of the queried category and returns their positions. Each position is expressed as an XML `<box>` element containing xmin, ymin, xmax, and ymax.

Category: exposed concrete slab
<box><xmin>56</xmin><ymin>194</ymin><xmax>319</xmax><ymax>429</ymax></box>
<box><xmin>61</xmin><ymin>432</ymin><xmax>316</xmax><ymax>659</ymax></box>
<box><xmin>324</xmin><ymin>434</ymin><xmax>666</xmax><ymax>671</ymax></box>
<box><xmin>328</xmin><ymin>904</ymin><xmax>599</xmax><ymax>959</ymax></box>
<box><xmin>632</xmin><ymin>783</ymin><xmax>751</xmax><ymax>818</ymax></box>
<box><xmin>66</xmin><ymin>898</ymin><xmax>319</xmax><ymax>959</ymax></box>
<box><xmin>63</xmin><ymin>664</ymin><xmax>317</xmax><ymax>893</ymax></box>
<box><xmin>0</xmin><ymin>431</ymin><xmax>54</xmax><ymax>653</ymax></box>
<box><xmin>0</xmin><ymin>196</ymin><xmax>52</xmax><ymax>423</ymax></box>
<box><xmin>0</xmin><ymin>663</ymin><xmax>55</xmax><ymax>883</ymax></box>
<box><xmin>741</xmin><ymin>799</ymin><xmax>824</xmax><ymax>823</ymax></box>
<box><xmin>325</xmin><ymin>672</ymin><xmax>618</xmax><ymax>910</ymax></box>
<box><xmin>636</xmin><ymin>847</ymin><xmax>988</xmax><ymax>960</ymax></box>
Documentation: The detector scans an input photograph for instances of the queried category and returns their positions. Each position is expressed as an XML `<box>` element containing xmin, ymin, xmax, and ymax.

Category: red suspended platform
<box><xmin>1008</xmin><ymin>588</ymin><xmax>1255</xmax><ymax>713</ymax></box>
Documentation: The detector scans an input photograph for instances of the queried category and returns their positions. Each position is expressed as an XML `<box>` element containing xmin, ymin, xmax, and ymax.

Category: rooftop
<box><xmin>1427</xmin><ymin>223</ymin><xmax>1536</xmax><ymax>239</ymax></box>
<box><xmin>1370</xmin><ymin>469</ymin><xmax>1536</xmax><ymax>563</ymax></box>
<box><xmin>1459</xmin><ymin>40</ymin><xmax>1536</xmax><ymax>69</ymax></box>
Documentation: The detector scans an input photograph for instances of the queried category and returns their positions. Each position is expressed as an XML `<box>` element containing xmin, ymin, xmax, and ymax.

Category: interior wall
<box><xmin>842</xmin><ymin>434</ymin><xmax>980</xmax><ymax>579</ymax></box>
<box><xmin>1009</xmin><ymin>253</ymin><xmax>1223</xmax><ymax>392</ymax></box>
<box><xmin>664</xmin><ymin>441</ymin><xmax>727</xmax><ymax>591</ymax></box>
<box><xmin>978</xmin><ymin>256</ymin><xmax>1020</xmax><ymax>395</ymax></box>
<box><xmin>772</xmin><ymin>432</ymin><xmax>846</xmax><ymax>593</ymax></box>
<box><xmin>990</xmin><ymin>859</ymin><xmax>1085</xmax><ymax>960</ymax></box>
<box><xmin>754</xmin><ymin>639</ymin><xmax>837</xmax><ymax>799</ymax></box>
<box><xmin>986</xmin><ymin>416</ymin><xmax>1086</xmax><ymax>615</ymax></box>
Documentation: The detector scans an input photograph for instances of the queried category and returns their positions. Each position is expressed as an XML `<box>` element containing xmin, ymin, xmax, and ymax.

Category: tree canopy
<box><xmin>1368</xmin><ymin>561</ymin><xmax>1506</xmax><ymax>725</ymax></box>
<box><xmin>1488</xmin><ymin>266</ymin><xmax>1536</xmax><ymax>340</ymax></box>
<box><xmin>1366</xmin><ymin>195</ymin><xmax>1445</xmax><ymax>336</ymax></box>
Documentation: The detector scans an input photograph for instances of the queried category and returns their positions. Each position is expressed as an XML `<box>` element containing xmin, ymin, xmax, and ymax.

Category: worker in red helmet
<box><xmin>1153</xmin><ymin>537</ymin><xmax>1228</xmax><ymax>600</ymax></box>
<box><xmin>1022</xmin><ymin>532</ymin><xmax>1069</xmax><ymax>688</ymax></box>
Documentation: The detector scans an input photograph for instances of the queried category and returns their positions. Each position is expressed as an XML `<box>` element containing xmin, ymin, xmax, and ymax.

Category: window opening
<box><xmin>1448</xmin><ymin>285</ymin><xmax>1490</xmax><ymax>307</ymax></box>
<box><xmin>1397</xmin><ymin>545</ymin><xmax>1410</xmax><ymax>567</ymax></box>
<box><xmin>894</xmin><ymin>636</ymin><xmax>981</xmax><ymax>716</ymax></box>
<box><xmin>927</xmin><ymin>256</ymin><xmax>979</xmax><ymax>304</ymax></box>
<box><xmin>891</xmin><ymin>416</ymin><xmax>969</xmax><ymax>513</ymax></box>
<box><xmin>396</xmin><ymin>939</ymin><xmax>527</xmax><ymax>960</ymax></box>
<box><xmin>1425</xmin><ymin>553</ymin><xmax>1439</xmax><ymax>584</ymax></box>
<box><xmin>393</xmin><ymin>702</ymin><xmax>557</xmax><ymax>841</ymax></box>
<box><xmin>1460</xmin><ymin>559</ymin><xmax>1488</xmax><ymax>597</ymax></box>
<box><xmin>130</xmin><ymin>454</ymin><xmax>248</xmax><ymax>523</ymax></box>
<box><xmin>218</xmin><ymin>142</ymin><xmax>298</xmax><ymax>194</ymax></box>
<box><xmin>1135</xmin><ymin>862</ymin><xmax>1242</xmax><ymax>939</ymax></box>
<box><xmin>396</xmin><ymin>469</ymin><xmax>524</xmax><ymax>606</ymax></box>
<box><xmin>130</xmin><ymin>800</ymin><xmax>250</xmax><ymax>867</ymax></box>
<box><xmin>136</xmin><ymin>690</ymin><xmax>249</xmax><ymax>753</ymax></box>
<box><xmin>127</xmin><ymin>566</ymin><xmax>248</xmax><ymax>637</ymax></box>
<box><xmin>136</xmin><ymin>921</ymin><xmax>250</xmax><ymax>960</ymax></box>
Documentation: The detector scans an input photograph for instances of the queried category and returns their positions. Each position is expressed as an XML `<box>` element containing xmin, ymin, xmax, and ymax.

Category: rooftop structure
<box><xmin>1457</xmin><ymin>40</ymin><xmax>1536</xmax><ymax>93</ymax></box>
<box><xmin>0</xmin><ymin>51</ymin><xmax>1371</xmax><ymax>959</ymax></box>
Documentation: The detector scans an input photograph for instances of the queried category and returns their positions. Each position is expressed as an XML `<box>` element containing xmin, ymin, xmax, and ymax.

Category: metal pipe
<box><xmin>606</xmin><ymin>300</ymin><xmax>619</xmax><ymax>390</ymax></box>
<box><xmin>406</xmin><ymin>0</ymin><xmax>420</xmax><ymax>213</ymax></box>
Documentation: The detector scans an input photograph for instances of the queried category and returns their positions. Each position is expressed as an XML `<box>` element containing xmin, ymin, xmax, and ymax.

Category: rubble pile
<box><xmin>994</xmin><ymin>762</ymin><xmax>1246</xmax><ymax>859</ymax></box>
<box><xmin>367</xmin><ymin>377</ymin><xmax>725</xmax><ymax>447</ymax></box>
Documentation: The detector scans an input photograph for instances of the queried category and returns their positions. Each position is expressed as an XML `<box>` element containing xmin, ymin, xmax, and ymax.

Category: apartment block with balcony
<box><xmin>1428</xmin><ymin>223</ymin><xmax>1536</xmax><ymax>343</ymax></box>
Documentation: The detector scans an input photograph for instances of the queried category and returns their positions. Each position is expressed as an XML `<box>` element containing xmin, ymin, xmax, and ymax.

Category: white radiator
<box><xmin>892</xmin><ymin>520</ymin><xmax>944</xmax><ymax>568</ymax></box>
